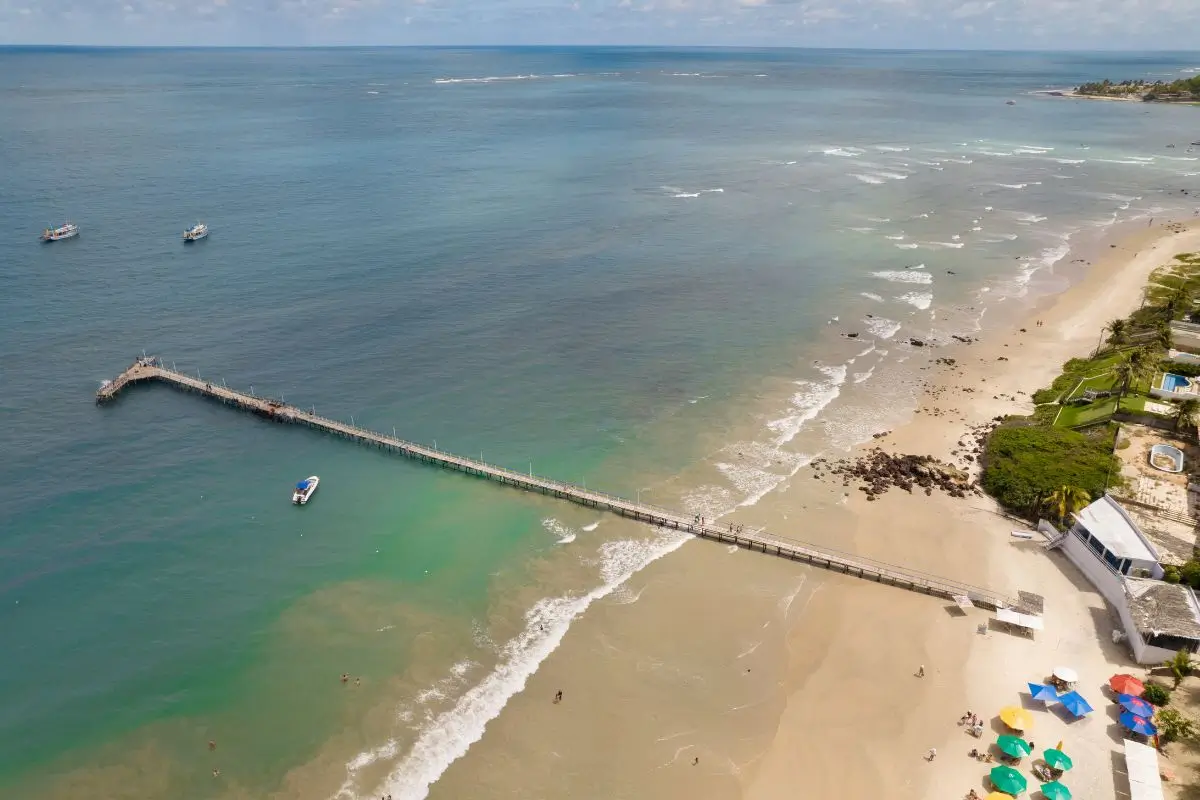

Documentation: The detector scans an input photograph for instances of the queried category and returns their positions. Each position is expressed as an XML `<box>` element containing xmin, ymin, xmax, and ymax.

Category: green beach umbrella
<box><xmin>990</xmin><ymin>765</ymin><xmax>1028</xmax><ymax>796</ymax></box>
<box><xmin>1040</xmin><ymin>781</ymin><xmax>1072</xmax><ymax>800</ymax></box>
<box><xmin>996</xmin><ymin>735</ymin><xmax>1032</xmax><ymax>758</ymax></box>
<box><xmin>1043</xmin><ymin>749</ymin><xmax>1074</xmax><ymax>771</ymax></box>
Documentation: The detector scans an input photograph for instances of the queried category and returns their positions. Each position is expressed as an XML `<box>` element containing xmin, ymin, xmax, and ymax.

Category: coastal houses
<box><xmin>1048</xmin><ymin>495</ymin><xmax>1200</xmax><ymax>663</ymax></box>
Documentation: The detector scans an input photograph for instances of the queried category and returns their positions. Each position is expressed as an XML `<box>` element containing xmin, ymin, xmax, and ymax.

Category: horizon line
<box><xmin>2</xmin><ymin>43</ymin><xmax>1199</xmax><ymax>54</ymax></box>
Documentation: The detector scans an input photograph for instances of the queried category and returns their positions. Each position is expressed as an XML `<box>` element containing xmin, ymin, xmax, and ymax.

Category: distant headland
<box><xmin>1050</xmin><ymin>75</ymin><xmax>1200</xmax><ymax>103</ymax></box>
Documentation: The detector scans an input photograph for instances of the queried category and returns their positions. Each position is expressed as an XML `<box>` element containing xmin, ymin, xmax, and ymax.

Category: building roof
<box><xmin>1073</xmin><ymin>495</ymin><xmax>1159</xmax><ymax>564</ymax></box>
<box><xmin>1126</xmin><ymin>579</ymin><xmax>1200</xmax><ymax>641</ymax></box>
<box><xmin>1124</xmin><ymin>738</ymin><xmax>1165</xmax><ymax>800</ymax></box>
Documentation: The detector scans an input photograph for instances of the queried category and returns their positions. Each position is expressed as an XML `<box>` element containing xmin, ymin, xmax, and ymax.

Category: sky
<box><xmin>2</xmin><ymin>0</ymin><xmax>1200</xmax><ymax>49</ymax></box>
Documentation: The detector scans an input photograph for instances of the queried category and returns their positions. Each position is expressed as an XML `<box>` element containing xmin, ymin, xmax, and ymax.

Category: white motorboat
<box><xmin>292</xmin><ymin>476</ymin><xmax>319</xmax><ymax>505</ymax></box>
<box><xmin>183</xmin><ymin>222</ymin><xmax>209</xmax><ymax>242</ymax></box>
<box><xmin>41</xmin><ymin>222</ymin><xmax>79</xmax><ymax>241</ymax></box>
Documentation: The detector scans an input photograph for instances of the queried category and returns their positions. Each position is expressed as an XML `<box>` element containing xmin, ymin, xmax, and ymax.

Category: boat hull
<box><xmin>183</xmin><ymin>232</ymin><xmax>208</xmax><ymax>242</ymax></box>
<box><xmin>41</xmin><ymin>230</ymin><xmax>79</xmax><ymax>242</ymax></box>
<box><xmin>292</xmin><ymin>476</ymin><xmax>319</xmax><ymax>505</ymax></box>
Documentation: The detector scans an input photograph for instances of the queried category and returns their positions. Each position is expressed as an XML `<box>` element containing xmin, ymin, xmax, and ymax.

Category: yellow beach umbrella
<box><xmin>985</xmin><ymin>794</ymin><xmax>1015</xmax><ymax>800</ymax></box>
<box><xmin>999</xmin><ymin>706</ymin><xmax>1035</xmax><ymax>731</ymax></box>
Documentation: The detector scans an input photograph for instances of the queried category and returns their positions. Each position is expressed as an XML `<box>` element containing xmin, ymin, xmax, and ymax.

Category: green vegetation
<box><xmin>1157</xmin><ymin>708</ymin><xmax>1196</xmax><ymax>744</ymax></box>
<box><xmin>1165</xmin><ymin>560</ymin><xmax>1200</xmax><ymax>590</ymax></box>
<box><xmin>1144</xmin><ymin>681</ymin><xmax>1172</xmax><ymax>706</ymax></box>
<box><xmin>979</xmin><ymin>254</ymin><xmax>1200</xmax><ymax>520</ymax></box>
<box><xmin>1165</xmin><ymin>649</ymin><xmax>1198</xmax><ymax>688</ymax></box>
<box><xmin>1076</xmin><ymin>76</ymin><xmax>1200</xmax><ymax>101</ymax></box>
<box><xmin>980</xmin><ymin>423</ymin><xmax>1117</xmax><ymax>517</ymax></box>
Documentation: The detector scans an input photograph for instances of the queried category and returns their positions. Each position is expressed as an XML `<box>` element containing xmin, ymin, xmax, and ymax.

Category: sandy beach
<box><xmin>749</xmin><ymin>218</ymin><xmax>1200</xmax><ymax>800</ymax></box>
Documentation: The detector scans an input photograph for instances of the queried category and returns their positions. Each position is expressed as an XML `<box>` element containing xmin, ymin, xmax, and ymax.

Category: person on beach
<box><xmin>917</xmin><ymin>665</ymin><xmax>925</xmax><ymax>677</ymax></box>
<box><xmin>208</xmin><ymin>740</ymin><xmax>216</xmax><ymax>751</ymax></box>
<box><xmin>341</xmin><ymin>673</ymin><xmax>349</xmax><ymax>684</ymax></box>
<box><xmin>554</xmin><ymin>690</ymin><xmax>563</xmax><ymax>703</ymax></box>
<box><xmin>925</xmin><ymin>748</ymin><xmax>937</xmax><ymax>761</ymax></box>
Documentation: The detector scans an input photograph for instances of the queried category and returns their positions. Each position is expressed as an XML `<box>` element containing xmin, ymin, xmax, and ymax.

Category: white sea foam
<box><xmin>867</xmin><ymin>217</ymin><xmax>892</xmax><ymax>223</ymax></box>
<box><xmin>874</xmin><ymin>171</ymin><xmax>909</xmax><ymax>180</ymax></box>
<box><xmin>924</xmin><ymin>241</ymin><xmax>965</xmax><ymax>249</ymax></box>
<box><xmin>542</xmin><ymin>518</ymin><xmax>577</xmax><ymax>545</ymax></box>
<box><xmin>885</xmin><ymin>235</ymin><xmax>906</xmax><ymax>240</ymax></box>
<box><xmin>434</xmin><ymin>74</ymin><xmax>544</xmax><ymax>84</ymax></box>
<box><xmin>582</xmin><ymin>522</ymin><xmax>600</xmax><ymax>532</ymax></box>
<box><xmin>853</xmin><ymin>365</ymin><xmax>877</xmax><ymax>384</ymax></box>
<box><xmin>895</xmin><ymin>243</ymin><xmax>920</xmax><ymax>249</ymax></box>
<box><xmin>997</xmin><ymin>183</ymin><xmax>1030</xmax><ymax>189</ymax></box>
<box><xmin>1016</xmin><ymin>213</ymin><xmax>1048</xmax><ymax>224</ymax></box>
<box><xmin>851</xmin><ymin>173</ymin><xmax>885</xmax><ymax>184</ymax></box>
<box><xmin>767</xmin><ymin>364</ymin><xmax>847</xmax><ymax>446</ymax></box>
<box><xmin>875</xmin><ymin>145</ymin><xmax>910</xmax><ymax>152</ymax></box>
<box><xmin>822</xmin><ymin>147</ymin><xmax>865</xmax><ymax>157</ymax></box>
<box><xmin>871</xmin><ymin>270</ymin><xmax>932</xmax><ymax>284</ymax></box>
<box><xmin>864</xmin><ymin>317</ymin><xmax>901</xmax><ymax>339</ymax></box>
<box><xmin>847</xmin><ymin>226</ymin><xmax>876</xmax><ymax>233</ymax></box>
<box><xmin>1055</xmin><ymin>158</ymin><xmax>1086</xmax><ymax>164</ymax></box>
<box><xmin>860</xmin><ymin>292</ymin><xmax>884</xmax><ymax>302</ymax></box>
<box><xmin>944</xmin><ymin>158</ymin><xmax>974</xmax><ymax>164</ymax></box>
<box><xmin>897</xmin><ymin>291</ymin><xmax>933</xmax><ymax>310</ymax></box>
<box><xmin>354</xmin><ymin>529</ymin><xmax>691</xmax><ymax>800</ymax></box>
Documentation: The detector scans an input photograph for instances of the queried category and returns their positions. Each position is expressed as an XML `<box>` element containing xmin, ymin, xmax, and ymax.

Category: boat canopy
<box><xmin>296</xmin><ymin>480</ymin><xmax>311</xmax><ymax>489</ymax></box>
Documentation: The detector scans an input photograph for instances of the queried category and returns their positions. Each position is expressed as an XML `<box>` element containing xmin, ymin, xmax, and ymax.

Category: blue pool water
<box><xmin>1163</xmin><ymin>373</ymin><xmax>1192</xmax><ymax>393</ymax></box>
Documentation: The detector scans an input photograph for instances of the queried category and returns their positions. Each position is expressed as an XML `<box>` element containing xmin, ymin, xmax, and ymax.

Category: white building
<box><xmin>1050</xmin><ymin>496</ymin><xmax>1200</xmax><ymax>663</ymax></box>
<box><xmin>1170</xmin><ymin>320</ymin><xmax>1200</xmax><ymax>354</ymax></box>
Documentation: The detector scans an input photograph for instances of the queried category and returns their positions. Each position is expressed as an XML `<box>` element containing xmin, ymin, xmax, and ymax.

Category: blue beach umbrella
<box><xmin>1118</xmin><ymin>694</ymin><xmax>1154</xmax><ymax>718</ymax></box>
<box><xmin>1057</xmin><ymin>690</ymin><xmax>1093</xmax><ymax>718</ymax></box>
<box><xmin>1028</xmin><ymin>682</ymin><xmax>1059</xmax><ymax>703</ymax></box>
<box><xmin>1120</xmin><ymin>711</ymin><xmax>1158</xmax><ymax>736</ymax></box>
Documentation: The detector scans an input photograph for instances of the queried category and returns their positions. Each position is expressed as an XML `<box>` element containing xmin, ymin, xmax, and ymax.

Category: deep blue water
<box><xmin>1</xmin><ymin>46</ymin><xmax>1198</xmax><ymax>799</ymax></box>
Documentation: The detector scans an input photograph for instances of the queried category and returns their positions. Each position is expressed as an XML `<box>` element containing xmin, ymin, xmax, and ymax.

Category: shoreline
<box><xmin>811</xmin><ymin>216</ymin><xmax>1200</xmax><ymax>800</ymax></box>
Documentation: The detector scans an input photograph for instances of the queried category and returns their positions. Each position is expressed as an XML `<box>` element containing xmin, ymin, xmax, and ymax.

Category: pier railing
<box><xmin>96</xmin><ymin>357</ymin><xmax>1020</xmax><ymax>611</ymax></box>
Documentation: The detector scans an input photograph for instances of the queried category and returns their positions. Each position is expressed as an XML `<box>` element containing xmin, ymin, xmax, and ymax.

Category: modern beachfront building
<box><xmin>1063</xmin><ymin>495</ymin><xmax>1164</xmax><ymax>583</ymax></box>
<box><xmin>1046</xmin><ymin>495</ymin><xmax>1200</xmax><ymax>663</ymax></box>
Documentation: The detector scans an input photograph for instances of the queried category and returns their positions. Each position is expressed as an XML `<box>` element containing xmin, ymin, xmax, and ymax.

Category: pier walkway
<box><xmin>98</xmin><ymin>357</ymin><xmax>1020</xmax><ymax>611</ymax></box>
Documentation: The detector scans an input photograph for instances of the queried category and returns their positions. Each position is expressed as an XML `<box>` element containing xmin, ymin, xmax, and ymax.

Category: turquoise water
<box><xmin>1</xmin><ymin>46</ymin><xmax>1199</xmax><ymax>798</ymax></box>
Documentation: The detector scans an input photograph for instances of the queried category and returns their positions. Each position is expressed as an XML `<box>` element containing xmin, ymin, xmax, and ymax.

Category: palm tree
<box><xmin>1165</xmin><ymin>284</ymin><xmax>1192</xmax><ymax>319</ymax></box>
<box><xmin>1174</xmin><ymin>398</ymin><xmax>1200</xmax><ymax>434</ymax></box>
<box><xmin>1115</xmin><ymin>348</ymin><xmax>1155</xmax><ymax>402</ymax></box>
<box><xmin>1042</xmin><ymin>486</ymin><xmax>1091</xmax><ymax>524</ymax></box>
<box><xmin>1155</xmin><ymin>322</ymin><xmax>1173</xmax><ymax>352</ymax></box>
<box><xmin>1164</xmin><ymin>649</ymin><xmax>1197</xmax><ymax>687</ymax></box>
<box><xmin>1105</xmin><ymin>318</ymin><xmax>1129</xmax><ymax>348</ymax></box>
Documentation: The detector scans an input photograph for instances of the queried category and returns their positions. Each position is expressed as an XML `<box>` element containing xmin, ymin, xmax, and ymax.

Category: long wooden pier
<box><xmin>98</xmin><ymin>357</ymin><xmax>1020</xmax><ymax>611</ymax></box>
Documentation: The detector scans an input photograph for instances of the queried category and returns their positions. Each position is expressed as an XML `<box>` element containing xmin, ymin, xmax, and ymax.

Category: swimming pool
<box><xmin>1150</xmin><ymin>443</ymin><xmax>1185</xmax><ymax>473</ymax></box>
<box><xmin>1162</xmin><ymin>373</ymin><xmax>1193</xmax><ymax>393</ymax></box>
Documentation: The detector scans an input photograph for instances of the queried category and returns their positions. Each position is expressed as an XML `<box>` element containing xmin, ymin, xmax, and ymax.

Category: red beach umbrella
<box><xmin>1109</xmin><ymin>674</ymin><xmax>1144</xmax><ymax>696</ymax></box>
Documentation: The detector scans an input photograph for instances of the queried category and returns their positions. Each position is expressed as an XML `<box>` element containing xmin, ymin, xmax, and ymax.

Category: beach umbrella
<box><xmin>1043</xmin><ymin>749</ymin><xmax>1074</xmax><ymax>772</ymax></box>
<box><xmin>1118</xmin><ymin>694</ymin><xmax>1154</xmax><ymax>718</ymax></box>
<box><xmin>1057</xmin><ymin>691</ymin><xmax>1093</xmax><ymax>718</ymax></box>
<box><xmin>1052</xmin><ymin>666</ymin><xmax>1078</xmax><ymax>684</ymax></box>
<box><xmin>999</xmin><ymin>706</ymin><xmax>1035</xmax><ymax>731</ymax></box>
<box><xmin>1120</xmin><ymin>711</ymin><xmax>1158</xmax><ymax>736</ymax></box>
<box><xmin>1040</xmin><ymin>781</ymin><xmax>1072</xmax><ymax>800</ymax></box>
<box><xmin>990</xmin><ymin>765</ymin><xmax>1028</xmax><ymax>796</ymax></box>
<box><xmin>1027</xmin><ymin>682</ymin><xmax>1059</xmax><ymax>703</ymax></box>
<box><xmin>985</xmin><ymin>794</ymin><xmax>1015</xmax><ymax>800</ymax></box>
<box><xmin>1109</xmin><ymin>674</ymin><xmax>1144</xmax><ymax>696</ymax></box>
<box><xmin>997</xmin><ymin>735</ymin><xmax>1032</xmax><ymax>758</ymax></box>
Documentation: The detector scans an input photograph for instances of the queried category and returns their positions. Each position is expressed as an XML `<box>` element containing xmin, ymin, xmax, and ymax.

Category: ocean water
<box><xmin>1</xmin><ymin>46</ymin><xmax>1198</xmax><ymax>799</ymax></box>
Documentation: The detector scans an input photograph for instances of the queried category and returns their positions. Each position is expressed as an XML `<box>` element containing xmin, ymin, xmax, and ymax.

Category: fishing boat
<box><xmin>41</xmin><ymin>222</ymin><xmax>79</xmax><ymax>242</ymax></box>
<box><xmin>292</xmin><ymin>476</ymin><xmax>319</xmax><ymax>505</ymax></box>
<box><xmin>183</xmin><ymin>222</ymin><xmax>209</xmax><ymax>242</ymax></box>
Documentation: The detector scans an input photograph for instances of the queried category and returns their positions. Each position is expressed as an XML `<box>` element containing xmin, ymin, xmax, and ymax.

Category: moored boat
<box><xmin>41</xmin><ymin>222</ymin><xmax>78</xmax><ymax>242</ymax></box>
<box><xmin>183</xmin><ymin>222</ymin><xmax>209</xmax><ymax>242</ymax></box>
<box><xmin>292</xmin><ymin>476</ymin><xmax>319</xmax><ymax>505</ymax></box>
